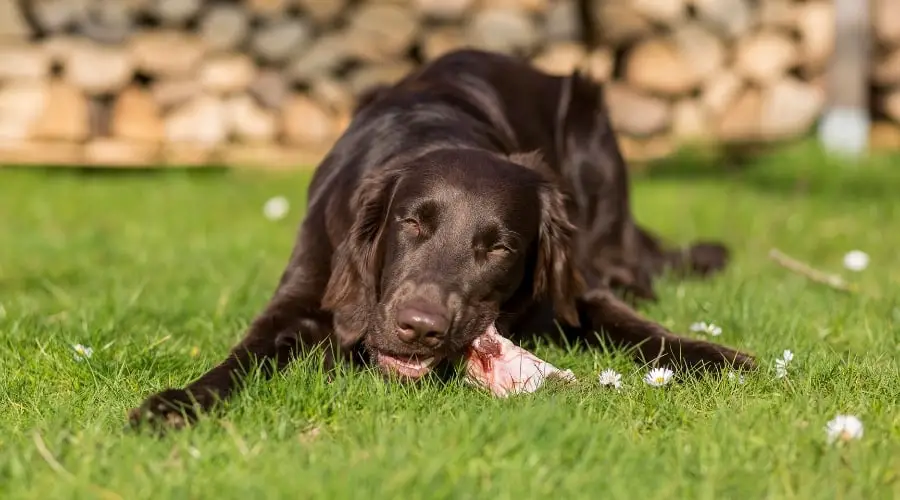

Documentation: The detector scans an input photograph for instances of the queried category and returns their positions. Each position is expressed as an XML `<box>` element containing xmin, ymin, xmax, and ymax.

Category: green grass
<box><xmin>1</xmin><ymin>144</ymin><xmax>899</xmax><ymax>499</ymax></box>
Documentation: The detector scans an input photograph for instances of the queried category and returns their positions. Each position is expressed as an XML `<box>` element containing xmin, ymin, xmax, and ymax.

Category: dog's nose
<box><xmin>396</xmin><ymin>303</ymin><xmax>450</xmax><ymax>347</ymax></box>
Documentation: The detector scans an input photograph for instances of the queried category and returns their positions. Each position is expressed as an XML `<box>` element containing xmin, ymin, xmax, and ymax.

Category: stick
<box><xmin>768</xmin><ymin>248</ymin><xmax>857</xmax><ymax>293</ymax></box>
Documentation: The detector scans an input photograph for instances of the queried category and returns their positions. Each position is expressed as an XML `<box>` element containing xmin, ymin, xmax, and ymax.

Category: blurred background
<box><xmin>0</xmin><ymin>0</ymin><xmax>894</xmax><ymax>170</ymax></box>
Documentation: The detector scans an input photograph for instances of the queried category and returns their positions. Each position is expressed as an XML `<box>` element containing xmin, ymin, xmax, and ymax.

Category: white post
<box><xmin>817</xmin><ymin>0</ymin><xmax>872</xmax><ymax>158</ymax></box>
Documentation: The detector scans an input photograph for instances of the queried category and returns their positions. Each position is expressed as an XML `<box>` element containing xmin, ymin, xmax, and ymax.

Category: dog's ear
<box><xmin>509</xmin><ymin>151</ymin><xmax>584</xmax><ymax>327</ymax></box>
<box><xmin>321</xmin><ymin>165</ymin><xmax>402</xmax><ymax>333</ymax></box>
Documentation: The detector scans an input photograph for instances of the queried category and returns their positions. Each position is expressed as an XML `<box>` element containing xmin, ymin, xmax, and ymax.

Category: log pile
<box><xmin>0</xmin><ymin>0</ymin><xmax>888</xmax><ymax>169</ymax></box>
<box><xmin>871</xmin><ymin>0</ymin><xmax>900</xmax><ymax>148</ymax></box>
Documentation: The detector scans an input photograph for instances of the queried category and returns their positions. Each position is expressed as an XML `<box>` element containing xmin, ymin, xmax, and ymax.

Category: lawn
<box><xmin>1</xmin><ymin>144</ymin><xmax>899</xmax><ymax>499</ymax></box>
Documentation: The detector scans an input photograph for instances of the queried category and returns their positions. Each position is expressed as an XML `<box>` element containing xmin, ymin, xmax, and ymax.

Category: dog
<box><xmin>129</xmin><ymin>49</ymin><xmax>756</xmax><ymax>429</ymax></box>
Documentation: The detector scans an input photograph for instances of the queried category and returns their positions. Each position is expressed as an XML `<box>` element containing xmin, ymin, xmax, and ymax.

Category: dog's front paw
<box><xmin>128</xmin><ymin>388</ymin><xmax>199</xmax><ymax>432</ymax></box>
<box><xmin>688</xmin><ymin>242</ymin><xmax>730</xmax><ymax>276</ymax></box>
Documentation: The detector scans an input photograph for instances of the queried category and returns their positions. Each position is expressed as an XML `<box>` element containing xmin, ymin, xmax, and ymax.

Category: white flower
<box><xmin>842</xmin><ymin>250</ymin><xmax>869</xmax><ymax>272</ymax></box>
<box><xmin>263</xmin><ymin>196</ymin><xmax>290</xmax><ymax>221</ymax></box>
<box><xmin>825</xmin><ymin>414</ymin><xmax>864</xmax><ymax>444</ymax></box>
<box><xmin>597</xmin><ymin>369</ymin><xmax>622</xmax><ymax>389</ymax></box>
<box><xmin>690</xmin><ymin>321</ymin><xmax>722</xmax><ymax>336</ymax></box>
<box><xmin>72</xmin><ymin>344</ymin><xmax>93</xmax><ymax>361</ymax></box>
<box><xmin>727</xmin><ymin>371</ymin><xmax>745</xmax><ymax>384</ymax></box>
<box><xmin>188</xmin><ymin>446</ymin><xmax>202</xmax><ymax>459</ymax></box>
<box><xmin>775</xmin><ymin>349</ymin><xmax>794</xmax><ymax>379</ymax></box>
<box><xmin>644</xmin><ymin>367</ymin><xmax>674</xmax><ymax>387</ymax></box>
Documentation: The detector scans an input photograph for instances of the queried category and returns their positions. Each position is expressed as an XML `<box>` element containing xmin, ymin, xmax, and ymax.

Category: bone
<box><xmin>463</xmin><ymin>323</ymin><xmax>576</xmax><ymax>397</ymax></box>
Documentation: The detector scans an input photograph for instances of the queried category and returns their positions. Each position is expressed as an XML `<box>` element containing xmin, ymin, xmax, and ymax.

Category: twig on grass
<box><xmin>32</xmin><ymin>431</ymin><xmax>123</xmax><ymax>500</ymax></box>
<box><xmin>768</xmin><ymin>248</ymin><xmax>857</xmax><ymax>293</ymax></box>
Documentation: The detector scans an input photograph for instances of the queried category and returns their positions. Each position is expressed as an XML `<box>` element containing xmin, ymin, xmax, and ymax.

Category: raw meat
<box><xmin>463</xmin><ymin>323</ymin><xmax>576</xmax><ymax>397</ymax></box>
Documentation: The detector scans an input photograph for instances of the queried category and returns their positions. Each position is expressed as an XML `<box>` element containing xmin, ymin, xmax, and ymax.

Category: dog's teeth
<box><xmin>421</xmin><ymin>357</ymin><xmax>435</xmax><ymax>366</ymax></box>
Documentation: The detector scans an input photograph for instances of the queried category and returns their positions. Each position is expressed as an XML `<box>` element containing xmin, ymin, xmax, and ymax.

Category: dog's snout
<box><xmin>396</xmin><ymin>302</ymin><xmax>450</xmax><ymax>347</ymax></box>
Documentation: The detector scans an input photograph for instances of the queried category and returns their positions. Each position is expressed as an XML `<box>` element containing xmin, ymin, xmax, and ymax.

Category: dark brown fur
<box><xmin>129</xmin><ymin>49</ymin><xmax>756</xmax><ymax>430</ymax></box>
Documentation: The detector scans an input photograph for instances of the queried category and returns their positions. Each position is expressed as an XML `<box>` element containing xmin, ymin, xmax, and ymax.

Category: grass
<box><xmin>1</xmin><ymin>143</ymin><xmax>899</xmax><ymax>499</ymax></box>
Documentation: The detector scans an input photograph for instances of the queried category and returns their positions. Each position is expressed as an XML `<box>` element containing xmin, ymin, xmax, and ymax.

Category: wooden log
<box><xmin>282</xmin><ymin>94</ymin><xmax>335</xmax><ymax>146</ymax></box>
<box><xmin>414</xmin><ymin>0</ymin><xmax>475</xmax><ymax>21</ymax></box>
<box><xmin>308</xmin><ymin>78</ymin><xmax>354</xmax><ymax>115</ymax></box>
<box><xmin>605</xmin><ymin>84</ymin><xmax>672</xmax><ymax>137</ymax></box>
<box><xmin>224</xmin><ymin>94</ymin><xmax>278</xmax><ymax>144</ymax></box>
<box><xmin>868</xmin><ymin>121</ymin><xmax>900</xmax><ymax>149</ymax></box>
<box><xmin>671</xmin><ymin>98</ymin><xmax>710</xmax><ymax>142</ymax></box>
<box><xmin>76</xmin><ymin>0</ymin><xmax>136</xmax><ymax>44</ymax></box>
<box><xmin>873</xmin><ymin>47</ymin><xmax>900</xmax><ymax>87</ymax></box>
<box><xmin>734</xmin><ymin>31</ymin><xmax>798</xmax><ymax>85</ymax></box>
<box><xmin>248</xmin><ymin>0</ymin><xmax>290</xmax><ymax>19</ymax></box>
<box><xmin>690</xmin><ymin>0</ymin><xmax>753</xmax><ymax>38</ymax></box>
<box><xmin>874</xmin><ymin>0</ymin><xmax>900</xmax><ymax>46</ymax></box>
<box><xmin>164</xmin><ymin>94</ymin><xmax>227</xmax><ymax>148</ymax></box>
<box><xmin>883</xmin><ymin>88</ymin><xmax>900</xmax><ymax>123</ymax></box>
<box><xmin>760</xmin><ymin>76</ymin><xmax>826</xmax><ymax>139</ymax></box>
<box><xmin>625</xmin><ymin>36</ymin><xmax>702</xmax><ymax>96</ymax></box>
<box><xmin>347</xmin><ymin>4</ymin><xmax>419</xmax><ymax>60</ymax></box>
<box><xmin>420</xmin><ymin>28</ymin><xmax>467</xmax><ymax>62</ymax></box>
<box><xmin>544</xmin><ymin>0</ymin><xmax>579</xmax><ymax>42</ymax></box>
<box><xmin>249</xmin><ymin>69</ymin><xmax>289</xmax><ymax>109</ymax></box>
<box><xmin>0</xmin><ymin>82</ymin><xmax>47</xmax><ymax>141</ymax></box>
<box><xmin>591</xmin><ymin>1</ymin><xmax>654</xmax><ymax>45</ymax></box>
<box><xmin>0</xmin><ymin>141</ymin><xmax>84</xmax><ymax>167</ymax></box>
<box><xmin>701</xmin><ymin>71</ymin><xmax>744</xmax><ymax>117</ymax></box>
<box><xmin>151</xmin><ymin>78</ymin><xmax>202</xmax><ymax>110</ymax></box>
<box><xmin>130</xmin><ymin>30</ymin><xmax>206</xmax><ymax>78</ymax></box>
<box><xmin>0</xmin><ymin>42</ymin><xmax>50</xmax><ymax>81</ymax></box>
<box><xmin>65</xmin><ymin>40</ymin><xmax>134</xmax><ymax>95</ymax></box>
<box><xmin>198</xmin><ymin>5</ymin><xmax>250</xmax><ymax>53</ymax></box>
<box><xmin>84</xmin><ymin>138</ymin><xmax>160</xmax><ymax>167</ymax></box>
<box><xmin>32</xmin><ymin>79</ymin><xmax>90</xmax><ymax>142</ymax></box>
<box><xmin>146</xmin><ymin>0</ymin><xmax>202</xmax><ymax>27</ymax></box>
<box><xmin>466</xmin><ymin>7</ymin><xmax>538</xmax><ymax>56</ymax></box>
<box><xmin>250</xmin><ymin>17</ymin><xmax>314</xmax><ymax>64</ymax></box>
<box><xmin>531</xmin><ymin>42</ymin><xmax>586</xmax><ymax>76</ymax></box>
<box><xmin>199</xmin><ymin>53</ymin><xmax>257</xmax><ymax>95</ymax></box>
<box><xmin>715</xmin><ymin>87</ymin><xmax>762</xmax><ymax>141</ymax></box>
<box><xmin>112</xmin><ymin>85</ymin><xmax>164</xmax><ymax>143</ymax></box>
<box><xmin>0</xmin><ymin>0</ymin><xmax>33</xmax><ymax>38</ymax></box>
<box><xmin>346</xmin><ymin>62</ymin><xmax>415</xmax><ymax>96</ymax></box>
<box><xmin>294</xmin><ymin>0</ymin><xmax>347</xmax><ymax>25</ymax></box>
<box><xmin>25</xmin><ymin>0</ymin><xmax>84</xmax><ymax>34</ymax></box>
<box><xmin>758</xmin><ymin>0</ymin><xmax>797</xmax><ymax>30</ymax></box>
<box><xmin>797</xmin><ymin>1</ymin><xmax>836</xmax><ymax>74</ymax></box>
<box><xmin>287</xmin><ymin>34</ymin><xmax>349</xmax><ymax>83</ymax></box>
<box><xmin>633</xmin><ymin>0</ymin><xmax>686</xmax><ymax>25</ymax></box>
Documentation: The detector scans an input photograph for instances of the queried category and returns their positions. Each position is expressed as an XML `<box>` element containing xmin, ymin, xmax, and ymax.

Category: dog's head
<box><xmin>321</xmin><ymin>148</ymin><xmax>584</xmax><ymax>380</ymax></box>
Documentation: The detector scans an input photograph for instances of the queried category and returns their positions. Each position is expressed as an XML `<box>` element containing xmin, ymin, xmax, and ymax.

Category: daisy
<box><xmin>263</xmin><ymin>196</ymin><xmax>290</xmax><ymax>221</ymax></box>
<box><xmin>825</xmin><ymin>414</ymin><xmax>864</xmax><ymax>444</ymax></box>
<box><xmin>597</xmin><ymin>369</ymin><xmax>623</xmax><ymax>389</ymax></box>
<box><xmin>644</xmin><ymin>367</ymin><xmax>674</xmax><ymax>387</ymax></box>
<box><xmin>727</xmin><ymin>371</ymin><xmax>745</xmax><ymax>384</ymax></box>
<box><xmin>775</xmin><ymin>349</ymin><xmax>793</xmax><ymax>379</ymax></box>
<box><xmin>842</xmin><ymin>250</ymin><xmax>869</xmax><ymax>272</ymax></box>
<box><xmin>72</xmin><ymin>343</ymin><xmax>93</xmax><ymax>362</ymax></box>
<box><xmin>690</xmin><ymin>321</ymin><xmax>723</xmax><ymax>336</ymax></box>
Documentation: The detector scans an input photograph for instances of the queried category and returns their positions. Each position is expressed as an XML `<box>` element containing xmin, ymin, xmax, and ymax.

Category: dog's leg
<box><xmin>129</xmin><ymin>231</ymin><xmax>335</xmax><ymax>431</ymax></box>
<box><xmin>634</xmin><ymin>226</ymin><xmax>731</xmax><ymax>280</ymax></box>
<box><xmin>576</xmin><ymin>288</ymin><xmax>755</xmax><ymax>372</ymax></box>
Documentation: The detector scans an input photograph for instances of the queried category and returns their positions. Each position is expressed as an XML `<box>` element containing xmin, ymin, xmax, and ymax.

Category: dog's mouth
<box><xmin>374</xmin><ymin>351</ymin><xmax>442</xmax><ymax>380</ymax></box>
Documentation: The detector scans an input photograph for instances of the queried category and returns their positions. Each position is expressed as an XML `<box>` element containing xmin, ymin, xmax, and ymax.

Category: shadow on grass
<box><xmin>633</xmin><ymin>139</ymin><xmax>900</xmax><ymax>201</ymax></box>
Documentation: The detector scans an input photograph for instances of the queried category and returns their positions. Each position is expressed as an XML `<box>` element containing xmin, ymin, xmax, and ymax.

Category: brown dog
<box><xmin>130</xmin><ymin>49</ymin><xmax>755</xmax><ymax>429</ymax></box>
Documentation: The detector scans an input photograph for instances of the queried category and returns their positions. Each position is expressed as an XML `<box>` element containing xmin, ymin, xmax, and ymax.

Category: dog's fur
<box><xmin>129</xmin><ymin>50</ymin><xmax>756</xmax><ymax>429</ymax></box>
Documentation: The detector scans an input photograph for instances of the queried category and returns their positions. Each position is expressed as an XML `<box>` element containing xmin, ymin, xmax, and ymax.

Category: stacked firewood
<box><xmin>0</xmin><ymin>0</ymin><xmax>881</xmax><ymax>168</ymax></box>
<box><xmin>871</xmin><ymin>0</ymin><xmax>900</xmax><ymax>148</ymax></box>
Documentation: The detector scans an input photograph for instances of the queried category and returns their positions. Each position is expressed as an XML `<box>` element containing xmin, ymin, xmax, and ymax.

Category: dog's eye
<box><xmin>488</xmin><ymin>244</ymin><xmax>512</xmax><ymax>257</ymax></box>
<box><xmin>400</xmin><ymin>218</ymin><xmax>421</xmax><ymax>236</ymax></box>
